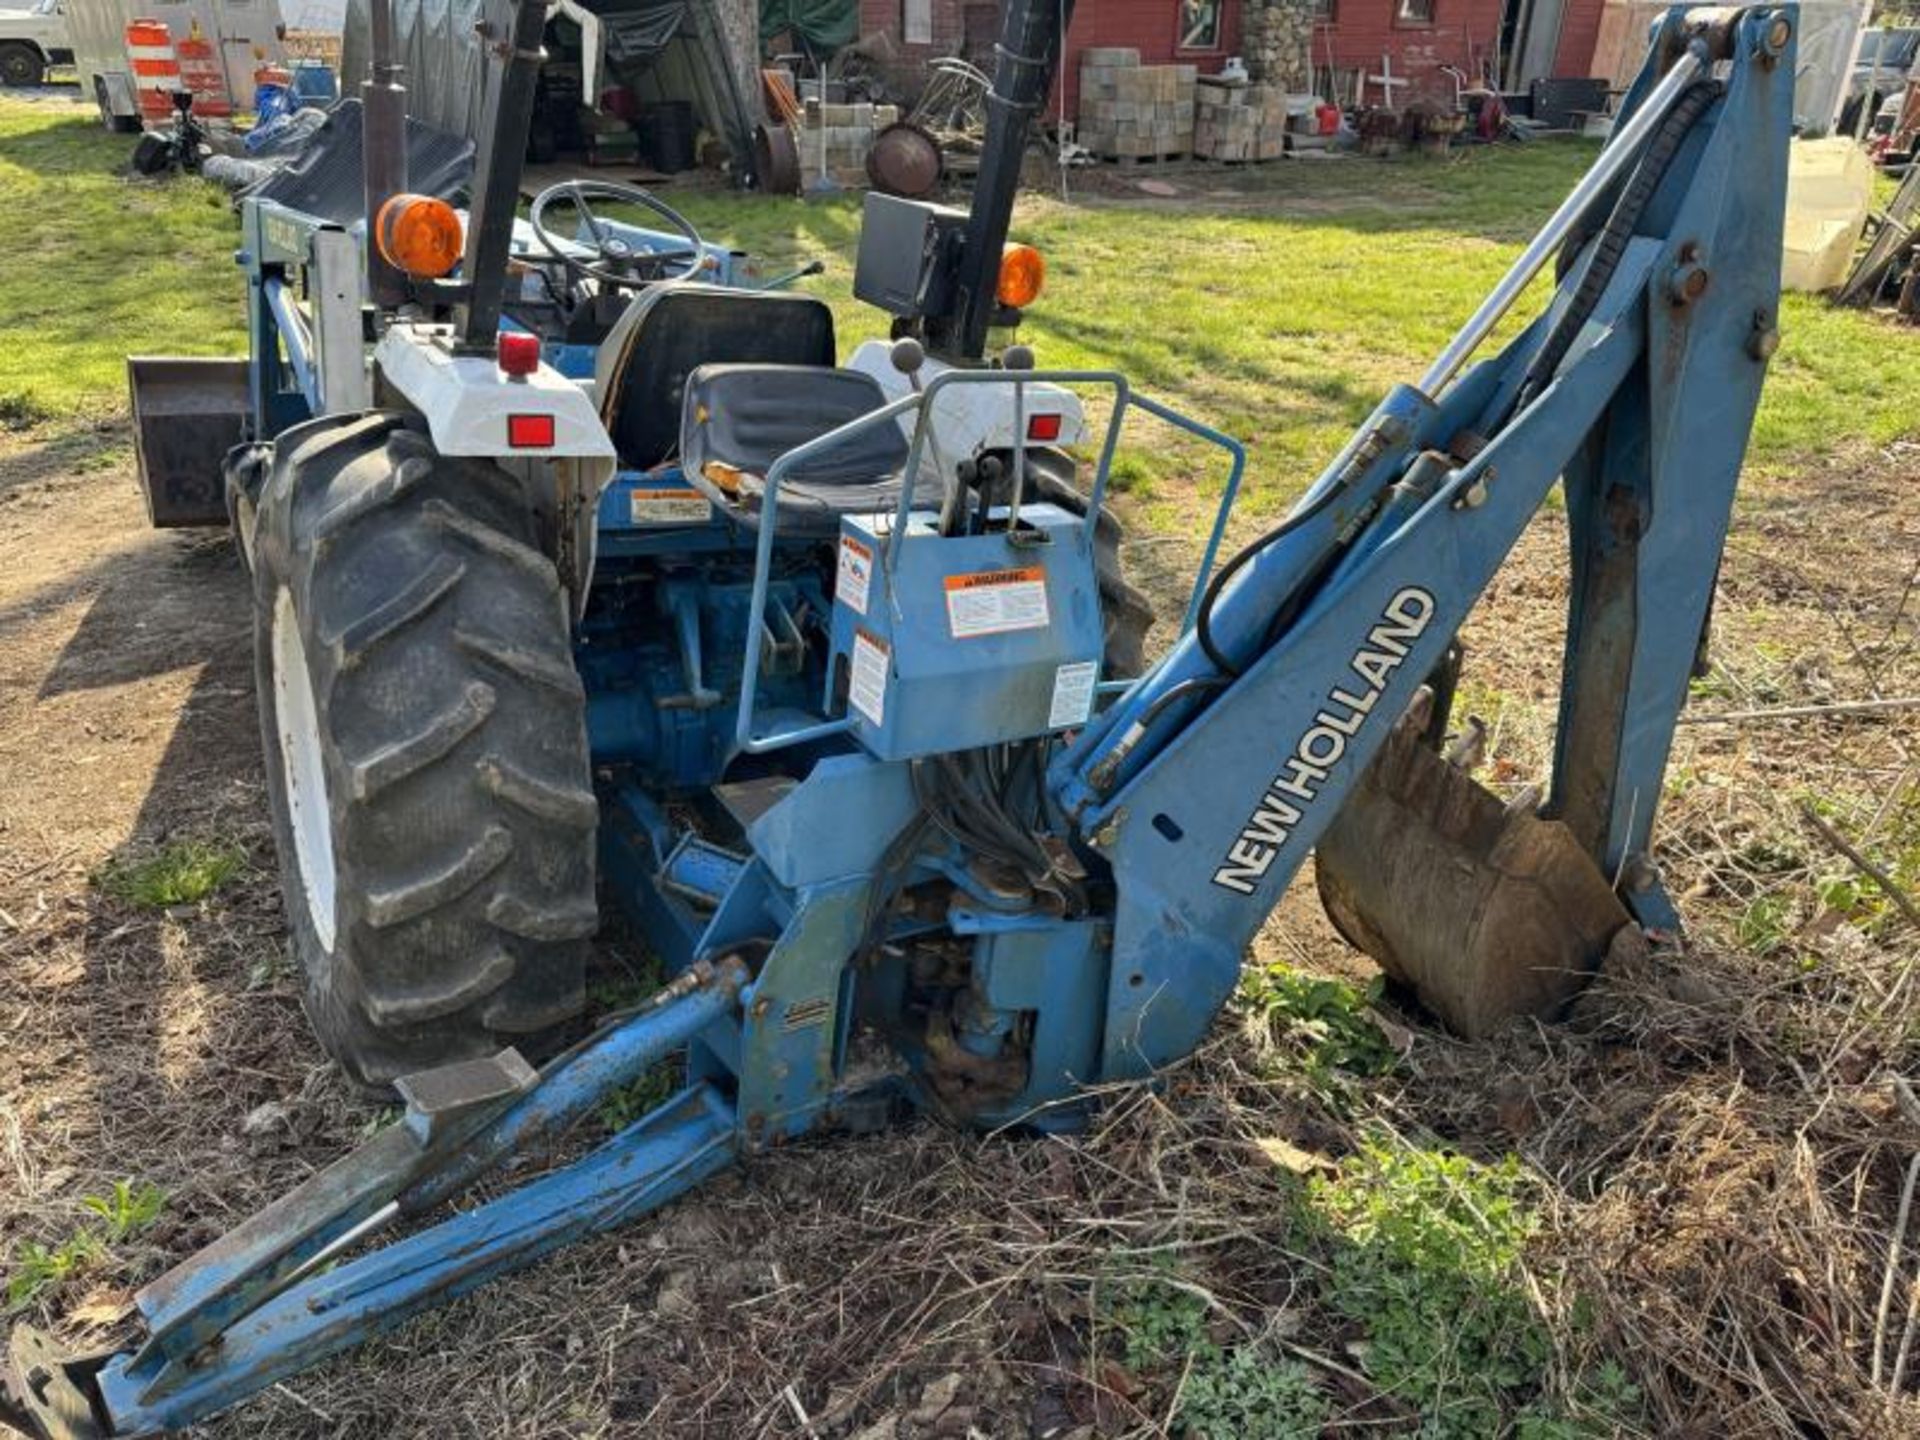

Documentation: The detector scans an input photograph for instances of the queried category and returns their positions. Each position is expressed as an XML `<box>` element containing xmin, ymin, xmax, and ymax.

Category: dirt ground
<box><xmin>3</xmin><ymin>405</ymin><xmax>1919</xmax><ymax>1437</ymax></box>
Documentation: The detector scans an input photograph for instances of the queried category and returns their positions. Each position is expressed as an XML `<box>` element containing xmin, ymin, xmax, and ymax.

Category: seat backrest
<box><xmin>595</xmin><ymin>285</ymin><xmax>836</xmax><ymax>469</ymax></box>
<box><xmin>680</xmin><ymin>364</ymin><xmax>908</xmax><ymax>488</ymax></box>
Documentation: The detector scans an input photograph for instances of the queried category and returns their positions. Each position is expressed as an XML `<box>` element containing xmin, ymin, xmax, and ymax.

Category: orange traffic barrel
<box><xmin>174</xmin><ymin>22</ymin><xmax>231</xmax><ymax>118</ymax></box>
<box><xmin>123</xmin><ymin>18</ymin><xmax>180</xmax><ymax>125</ymax></box>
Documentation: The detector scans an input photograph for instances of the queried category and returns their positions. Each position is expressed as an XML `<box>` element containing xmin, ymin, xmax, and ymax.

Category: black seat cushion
<box><xmin>595</xmin><ymin>286</ymin><xmax>837</xmax><ymax>470</ymax></box>
<box><xmin>680</xmin><ymin>364</ymin><xmax>923</xmax><ymax>536</ymax></box>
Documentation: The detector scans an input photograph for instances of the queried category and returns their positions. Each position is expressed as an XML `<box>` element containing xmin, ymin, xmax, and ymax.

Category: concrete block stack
<box><xmin>800</xmin><ymin>99</ymin><xmax>903</xmax><ymax>187</ymax></box>
<box><xmin>1077</xmin><ymin>49</ymin><xmax>1196</xmax><ymax>161</ymax></box>
<box><xmin>1193</xmin><ymin>80</ymin><xmax>1289</xmax><ymax>162</ymax></box>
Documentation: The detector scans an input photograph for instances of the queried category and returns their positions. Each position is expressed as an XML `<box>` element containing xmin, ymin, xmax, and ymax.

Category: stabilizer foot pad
<box><xmin>3</xmin><ymin>1326</ymin><xmax>109</xmax><ymax>1440</ymax></box>
<box><xmin>396</xmin><ymin>1049</ymin><xmax>538</xmax><ymax>1144</ymax></box>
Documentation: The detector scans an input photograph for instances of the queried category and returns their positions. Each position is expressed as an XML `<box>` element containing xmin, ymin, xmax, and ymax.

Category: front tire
<box><xmin>253</xmin><ymin>415</ymin><xmax>598</xmax><ymax>1088</ymax></box>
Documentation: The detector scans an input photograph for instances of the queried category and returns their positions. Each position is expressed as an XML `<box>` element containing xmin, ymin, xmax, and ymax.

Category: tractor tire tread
<box><xmin>454</xmin><ymin>625</ymin><xmax>588</xmax><ymax>699</ymax></box>
<box><xmin>252</xmin><ymin>416</ymin><xmax>594</xmax><ymax>1088</ymax></box>
<box><xmin>364</xmin><ymin>946</ymin><xmax>518</xmax><ymax>1026</ymax></box>
<box><xmin>425</xmin><ymin>499</ymin><xmax>564</xmax><ymax>591</ymax></box>
<box><xmin>363</xmin><ymin>824</ymin><xmax>515</xmax><ymax>929</ymax></box>
<box><xmin>479</xmin><ymin>757</ymin><xmax>600</xmax><ymax>830</ymax></box>
<box><xmin>345</xmin><ymin>679</ymin><xmax>496</xmax><ymax>800</ymax></box>
<box><xmin>485</xmin><ymin>889</ymin><xmax>601</xmax><ymax>942</ymax></box>
<box><xmin>325</xmin><ymin>553</ymin><xmax>465</xmax><ymax>666</ymax></box>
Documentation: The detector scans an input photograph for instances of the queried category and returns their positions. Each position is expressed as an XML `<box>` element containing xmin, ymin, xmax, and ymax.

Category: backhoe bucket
<box><xmin>127</xmin><ymin>356</ymin><xmax>249</xmax><ymax>528</ymax></box>
<box><xmin>1315</xmin><ymin>710</ymin><xmax>1630</xmax><ymax>1039</ymax></box>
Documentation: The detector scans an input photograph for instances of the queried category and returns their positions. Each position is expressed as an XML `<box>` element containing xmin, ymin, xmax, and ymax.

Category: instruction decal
<box><xmin>850</xmin><ymin>628</ymin><xmax>889</xmax><ymax>726</ymax></box>
<box><xmin>1210</xmin><ymin>586</ymin><xmax>1437</xmax><ymax>896</ymax></box>
<box><xmin>944</xmin><ymin>567</ymin><xmax>1049</xmax><ymax>639</ymax></box>
<box><xmin>837</xmin><ymin>535</ymin><xmax>873</xmax><ymax>615</ymax></box>
<box><xmin>628</xmin><ymin>487</ymin><xmax>711</xmax><ymax>526</ymax></box>
<box><xmin>1048</xmin><ymin>660</ymin><xmax>1099</xmax><ymax>730</ymax></box>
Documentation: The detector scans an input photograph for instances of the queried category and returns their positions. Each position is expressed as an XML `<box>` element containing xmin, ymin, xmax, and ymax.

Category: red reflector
<box><xmin>1026</xmin><ymin>412</ymin><xmax>1063</xmax><ymax>443</ymax></box>
<box><xmin>507</xmin><ymin>413</ymin><xmax>555</xmax><ymax>448</ymax></box>
<box><xmin>498</xmin><ymin>331</ymin><xmax>541</xmax><ymax>377</ymax></box>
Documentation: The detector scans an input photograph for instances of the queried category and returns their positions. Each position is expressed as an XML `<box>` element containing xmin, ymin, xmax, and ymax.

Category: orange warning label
<box><xmin>943</xmin><ymin>567</ymin><xmax>1049</xmax><ymax>638</ymax></box>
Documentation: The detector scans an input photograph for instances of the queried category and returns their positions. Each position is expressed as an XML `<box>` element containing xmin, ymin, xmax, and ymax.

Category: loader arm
<box><xmin>1052</xmin><ymin>5</ymin><xmax>1794</xmax><ymax>1073</ymax></box>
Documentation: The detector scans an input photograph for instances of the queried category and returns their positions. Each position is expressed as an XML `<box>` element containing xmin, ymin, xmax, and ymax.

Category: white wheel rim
<box><xmin>271</xmin><ymin>588</ymin><xmax>338</xmax><ymax>953</ymax></box>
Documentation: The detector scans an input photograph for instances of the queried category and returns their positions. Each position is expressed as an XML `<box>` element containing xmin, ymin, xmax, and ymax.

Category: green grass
<box><xmin>1099</xmin><ymin>1256</ymin><xmax>1331</xmax><ymax>1439</ymax></box>
<box><xmin>6</xmin><ymin>91</ymin><xmax>1914</xmax><ymax>485</ymax></box>
<box><xmin>0</xmin><ymin>98</ymin><xmax>247</xmax><ymax>425</ymax></box>
<box><xmin>1303</xmin><ymin>1137</ymin><xmax>1635</xmax><ymax>1437</ymax></box>
<box><xmin>665</xmin><ymin>143</ymin><xmax>1920</xmax><ymax>503</ymax></box>
<box><xmin>7</xmin><ymin>1180</ymin><xmax>165</xmax><ymax>1311</ymax></box>
<box><xmin>94</xmin><ymin>838</ymin><xmax>245</xmax><ymax>908</ymax></box>
<box><xmin>1238</xmin><ymin>961</ymin><xmax>1401</xmax><ymax>1092</ymax></box>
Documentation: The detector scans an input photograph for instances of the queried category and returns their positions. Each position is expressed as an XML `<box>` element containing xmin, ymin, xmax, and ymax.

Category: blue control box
<box><xmin>828</xmin><ymin>504</ymin><xmax>1106</xmax><ymax>761</ymax></box>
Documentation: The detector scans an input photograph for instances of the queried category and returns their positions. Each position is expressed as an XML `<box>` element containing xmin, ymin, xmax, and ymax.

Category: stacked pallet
<box><xmin>801</xmin><ymin>99</ymin><xmax>904</xmax><ymax>187</ymax></box>
<box><xmin>1193</xmin><ymin>79</ymin><xmax>1289</xmax><ymax>162</ymax></box>
<box><xmin>1078</xmin><ymin>49</ymin><xmax>1196</xmax><ymax>161</ymax></box>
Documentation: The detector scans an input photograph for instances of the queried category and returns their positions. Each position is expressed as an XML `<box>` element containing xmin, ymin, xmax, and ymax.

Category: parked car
<box><xmin>1842</xmin><ymin>25</ymin><xmax>1920</xmax><ymax>135</ymax></box>
<box><xmin>0</xmin><ymin>0</ymin><xmax>71</xmax><ymax>88</ymax></box>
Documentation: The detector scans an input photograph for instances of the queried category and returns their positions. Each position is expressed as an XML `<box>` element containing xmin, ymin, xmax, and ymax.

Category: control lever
<box><xmin>891</xmin><ymin>337</ymin><xmax>967</xmax><ymax>537</ymax></box>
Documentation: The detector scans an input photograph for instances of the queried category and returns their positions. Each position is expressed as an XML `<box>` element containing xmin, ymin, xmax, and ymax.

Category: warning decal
<box><xmin>850</xmin><ymin>628</ymin><xmax>889</xmax><ymax>725</ymax></box>
<box><xmin>1048</xmin><ymin>660</ymin><xmax>1099</xmax><ymax>730</ymax></box>
<box><xmin>628</xmin><ymin>487</ymin><xmax>712</xmax><ymax>526</ymax></box>
<box><xmin>837</xmin><ymin>535</ymin><xmax>873</xmax><ymax>615</ymax></box>
<box><xmin>943</xmin><ymin>567</ymin><xmax>1049</xmax><ymax>639</ymax></box>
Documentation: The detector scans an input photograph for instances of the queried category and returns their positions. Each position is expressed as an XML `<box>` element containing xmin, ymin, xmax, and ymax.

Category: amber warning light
<box><xmin>374</xmin><ymin>194</ymin><xmax>463</xmax><ymax>280</ymax></box>
<box><xmin>997</xmin><ymin>243</ymin><xmax>1045</xmax><ymax>308</ymax></box>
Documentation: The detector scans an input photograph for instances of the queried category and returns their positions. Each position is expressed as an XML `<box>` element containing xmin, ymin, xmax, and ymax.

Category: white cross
<box><xmin>1367</xmin><ymin>53</ymin><xmax>1409</xmax><ymax>107</ymax></box>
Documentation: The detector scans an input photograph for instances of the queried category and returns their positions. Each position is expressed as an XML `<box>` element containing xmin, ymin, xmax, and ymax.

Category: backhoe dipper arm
<box><xmin>1052</xmin><ymin>5</ymin><xmax>1794</xmax><ymax>1078</ymax></box>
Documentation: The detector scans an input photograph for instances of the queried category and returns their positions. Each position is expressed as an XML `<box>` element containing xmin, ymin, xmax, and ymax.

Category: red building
<box><xmin>855</xmin><ymin>0</ymin><xmax>1607</xmax><ymax>111</ymax></box>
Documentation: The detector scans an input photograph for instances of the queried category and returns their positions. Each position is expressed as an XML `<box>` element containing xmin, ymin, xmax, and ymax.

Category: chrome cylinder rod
<box><xmin>1418</xmin><ymin>46</ymin><xmax>1705</xmax><ymax>397</ymax></box>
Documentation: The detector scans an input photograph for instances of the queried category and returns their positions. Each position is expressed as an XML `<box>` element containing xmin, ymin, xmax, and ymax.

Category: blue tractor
<box><xmin>5</xmin><ymin>2</ymin><xmax>1798</xmax><ymax>1433</ymax></box>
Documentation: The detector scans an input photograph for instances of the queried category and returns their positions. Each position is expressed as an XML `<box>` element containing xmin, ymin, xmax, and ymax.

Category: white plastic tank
<box><xmin>1781</xmin><ymin>136</ymin><xmax>1875</xmax><ymax>292</ymax></box>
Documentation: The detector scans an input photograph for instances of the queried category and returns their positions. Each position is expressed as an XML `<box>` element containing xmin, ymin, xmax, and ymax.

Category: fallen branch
<box><xmin>1875</xmin><ymin>1152</ymin><xmax>1920</xmax><ymax>1388</ymax></box>
<box><xmin>1680</xmin><ymin>696</ymin><xmax>1920</xmax><ymax>726</ymax></box>
<box><xmin>1799</xmin><ymin>803</ymin><xmax>1920</xmax><ymax>931</ymax></box>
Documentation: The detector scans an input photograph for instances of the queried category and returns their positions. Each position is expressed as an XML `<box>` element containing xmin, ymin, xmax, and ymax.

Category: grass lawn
<box><xmin>4</xmin><ymin>92</ymin><xmax>1915</xmax><ymax>492</ymax></box>
<box><xmin>0</xmin><ymin>99</ymin><xmax>248</xmax><ymax>425</ymax></box>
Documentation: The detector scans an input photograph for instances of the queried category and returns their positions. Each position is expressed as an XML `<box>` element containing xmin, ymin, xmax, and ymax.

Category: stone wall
<box><xmin>1242</xmin><ymin>0</ymin><xmax>1315</xmax><ymax>92</ymax></box>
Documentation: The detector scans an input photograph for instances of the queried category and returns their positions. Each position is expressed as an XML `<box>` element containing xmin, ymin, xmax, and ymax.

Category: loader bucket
<box><xmin>128</xmin><ymin>356</ymin><xmax>250</xmax><ymax>528</ymax></box>
<box><xmin>1315</xmin><ymin>710</ymin><xmax>1631</xmax><ymax>1039</ymax></box>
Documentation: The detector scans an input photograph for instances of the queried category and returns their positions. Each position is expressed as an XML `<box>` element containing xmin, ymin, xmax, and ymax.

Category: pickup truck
<box><xmin>0</xmin><ymin>0</ymin><xmax>71</xmax><ymax>87</ymax></box>
<box><xmin>1842</xmin><ymin>25</ymin><xmax>1920</xmax><ymax>136</ymax></box>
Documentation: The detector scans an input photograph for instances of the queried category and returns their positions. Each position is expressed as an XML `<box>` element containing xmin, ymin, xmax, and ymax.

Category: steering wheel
<box><xmin>528</xmin><ymin>180</ymin><xmax>709</xmax><ymax>289</ymax></box>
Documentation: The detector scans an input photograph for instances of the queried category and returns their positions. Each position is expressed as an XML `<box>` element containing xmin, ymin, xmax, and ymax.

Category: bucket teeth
<box><xmin>1314</xmin><ymin>708</ymin><xmax>1630</xmax><ymax>1039</ymax></box>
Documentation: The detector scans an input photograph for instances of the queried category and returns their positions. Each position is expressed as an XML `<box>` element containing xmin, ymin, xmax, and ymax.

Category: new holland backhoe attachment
<box><xmin>5</xmin><ymin>2</ymin><xmax>1796</xmax><ymax>1433</ymax></box>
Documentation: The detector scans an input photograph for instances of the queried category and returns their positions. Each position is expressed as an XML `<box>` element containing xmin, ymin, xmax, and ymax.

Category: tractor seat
<box><xmin>595</xmin><ymin>284</ymin><xmax>837</xmax><ymax>471</ymax></box>
<box><xmin>680</xmin><ymin>364</ymin><xmax>924</xmax><ymax>537</ymax></box>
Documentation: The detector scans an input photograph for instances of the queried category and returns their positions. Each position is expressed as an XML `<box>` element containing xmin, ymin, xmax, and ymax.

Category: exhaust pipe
<box><xmin>362</xmin><ymin>0</ymin><xmax>409</xmax><ymax>307</ymax></box>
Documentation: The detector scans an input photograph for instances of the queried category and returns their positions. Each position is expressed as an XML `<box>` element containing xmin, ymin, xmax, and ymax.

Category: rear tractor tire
<box><xmin>252</xmin><ymin>415</ymin><xmax>598</xmax><ymax>1089</ymax></box>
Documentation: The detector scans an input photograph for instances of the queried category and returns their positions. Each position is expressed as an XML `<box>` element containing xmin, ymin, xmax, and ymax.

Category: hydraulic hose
<box><xmin>1511</xmin><ymin>79</ymin><xmax>1723</xmax><ymax>415</ymax></box>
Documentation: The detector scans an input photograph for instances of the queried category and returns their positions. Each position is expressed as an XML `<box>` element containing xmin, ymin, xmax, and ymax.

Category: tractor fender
<box><xmin>373</xmin><ymin>324</ymin><xmax>616</xmax><ymax>617</ymax></box>
<box><xmin>846</xmin><ymin>338</ymin><xmax>1090</xmax><ymax>457</ymax></box>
